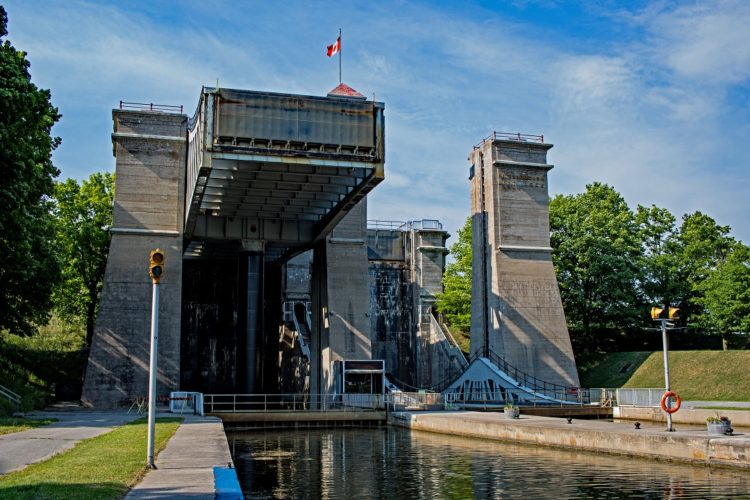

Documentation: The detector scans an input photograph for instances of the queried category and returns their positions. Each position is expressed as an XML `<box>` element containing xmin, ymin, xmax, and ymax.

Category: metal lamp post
<box><xmin>147</xmin><ymin>249</ymin><xmax>165</xmax><ymax>468</ymax></box>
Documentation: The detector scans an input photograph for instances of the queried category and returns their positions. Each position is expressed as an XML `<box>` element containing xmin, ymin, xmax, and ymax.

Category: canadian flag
<box><xmin>327</xmin><ymin>36</ymin><xmax>341</xmax><ymax>57</ymax></box>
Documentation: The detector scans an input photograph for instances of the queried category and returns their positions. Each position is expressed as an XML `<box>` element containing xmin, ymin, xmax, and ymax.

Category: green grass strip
<box><xmin>0</xmin><ymin>417</ymin><xmax>56</xmax><ymax>436</ymax></box>
<box><xmin>695</xmin><ymin>406</ymin><xmax>750</xmax><ymax>411</ymax></box>
<box><xmin>0</xmin><ymin>417</ymin><xmax>182</xmax><ymax>500</ymax></box>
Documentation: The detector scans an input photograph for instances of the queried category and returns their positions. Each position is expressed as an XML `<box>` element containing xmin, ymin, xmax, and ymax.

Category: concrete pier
<box><xmin>389</xmin><ymin>411</ymin><xmax>750</xmax><ymax>469</ymax></box>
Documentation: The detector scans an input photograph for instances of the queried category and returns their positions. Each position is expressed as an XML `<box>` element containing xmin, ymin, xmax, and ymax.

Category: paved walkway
<box><xmin>0</xmin><ymin>410</ymin><xmax>139</xmax><ymax>475</ymax></box>
<box><xmin>683</xmin><ymin>400</ymin><xmax>750</xmax><ymax>409</ymax></box>
<box><xmin>125</xmin><ymin>415</ymin><xmax>235</xmax><ymax>499</ymax></box>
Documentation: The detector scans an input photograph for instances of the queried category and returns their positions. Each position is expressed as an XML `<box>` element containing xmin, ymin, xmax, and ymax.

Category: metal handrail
<box><xmin>471</xmin><ymin>349</ymin><xmax>576</xmax><ymax>395</ymax></box>
<box><xmin>367</xmin><ymin>220</ymin><xmax>408</xmax><ymax>230</ymax></box>
<box><xmin>431</xmin><ymin>313</ymin><xmax>468</xmax><ymax>367</ymax></box>
<box><xmin>0</xmin><ymin>383</ymin><xmax>21</xmax><ymax>409</ymax></box>
<box><xmin>119</xmin><ymin>100</ymin><xmax>184</xmax><ymax>113</ymax></box>
<box><xmin>474</xmin><ymin>131</ymin><xmax>544</xmax><ymax>149</ymax></box>
<box><xmin>203</xmin><ymin>393</ymin><xmax>387</xmax><ymax>413</ymax></box>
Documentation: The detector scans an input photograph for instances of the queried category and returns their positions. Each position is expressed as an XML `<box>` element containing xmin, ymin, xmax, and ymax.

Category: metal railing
<box><xmin>474</xmin><ymin>131</ymin><xmax>544</xmax><ymax>149</ymax></box>
<box><xmin>432</xmin><ymin>313</ymin><xmax>468</xmax><ymax>368</ymax></box>
<box><xmin>119</xmin><ymin>101</ymin><xmax>183</xmax><ymax>113</ymax></box>
<box><xmin>615</xmin><ymin>388</ymin><xmax>664</xmax><ymax>408</ymax></box>
<box><xmin>204</xmin><ymin>393</ymin><xmax>386</xmax><ymax>413</ymax></box>
<box><xmin>367</xmin><ymin>220</ymin><xmax>407</xmax><ymax>231</ymax></box>
<box><xmin>0</xmin><ymin>383</ymin><xmax>21</xmax><ymax>410</ymax></box>
<box><xmin>443</xmin><ymin>387</ymin><xmax>600</xmax><ymax>408</ymax></box>
<box><xmin>367</xmin><ymin>219</ymin><xmax>444</xmax><ymax>231</ymax></box>
<box><xmin>474</xmin><ymin>349</ymin><xmax>577</xmax><ymax>396</ymax></box>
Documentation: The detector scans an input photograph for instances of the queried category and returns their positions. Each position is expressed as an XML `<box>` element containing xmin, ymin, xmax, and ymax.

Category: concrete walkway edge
<box><xmin>125</xmin><ymin>414</ymin><xmax>242</xmax><ymax>499</ymax></box>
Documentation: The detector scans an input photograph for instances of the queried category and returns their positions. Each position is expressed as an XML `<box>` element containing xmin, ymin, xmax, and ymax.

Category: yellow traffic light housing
<box><xmin>650</xmin><ymin>306</ymin><xmax>665</xmax><ymax>320</ymax></box>
<box><xmin>149</xmin><ymin>249</ymin><xmax>165</xmax><ymax>284</ymax></box>
<box><xmin>651</xmin><ymin>305</ymin><xmax>680</xmax><ymax>321</ymax></box>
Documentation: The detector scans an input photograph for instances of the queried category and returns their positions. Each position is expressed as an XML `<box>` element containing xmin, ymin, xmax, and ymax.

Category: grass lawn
<box><xmin>0</xmin><ymin>417</ymin><xmax>181</xmax><ymax>499</ymax></box>
<box><xmin>0</xmin><ymin>417</ymin><xmax>56</xmax><ymax>436</ymax></box>
<box><xmin>579</xmin><ymin>350</ymin><xmax>750</xmax><ymax>401</ymax></box>
<box><xmin>623</xmin><ymin>350</ymin><xmax>750</xmax><ymax>401</ymax></box>
<box><xmin>577</xmin><ymin>351</ymin><xmax>652</xmax><ymax>388</ymax></box>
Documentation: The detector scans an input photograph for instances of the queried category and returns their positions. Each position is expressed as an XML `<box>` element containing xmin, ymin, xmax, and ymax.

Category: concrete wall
<box><xmin>311</xmin><ymin>201</ymin><xmax>372</xmax><ymax>395</ymax></box>
<box><xmin>82</xmin><ymin>110</ymin><xmax>187</xmax><ymax>407</ymax></box>
<box><xmin>469</xmin><ymin>138</ymin><xmax>579</xmax><ymax>387</ymax></box>
<box><xmin>369</xmin><ymin>262</ymin><xmax>415</xmax><ymax>385</ymax></box>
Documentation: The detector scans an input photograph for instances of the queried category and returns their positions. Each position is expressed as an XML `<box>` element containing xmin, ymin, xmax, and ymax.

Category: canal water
<box><xmin>228</xmin><ymin>427</ymin><xmax>750</xmax><ymax>499</ymax></box>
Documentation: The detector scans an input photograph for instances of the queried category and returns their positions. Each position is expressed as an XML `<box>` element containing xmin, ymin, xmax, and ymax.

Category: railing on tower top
<box><xmin>367</xmin><ymin>219</ymin><xmax>443</xmax><ymax>231</ymax></box>
<box><xmin>119</xmin><ymin>101</ymin><xmax>184</xmax><ymax>114</ymax></box>
<box><xmin>474</xmin><ymin>131</ymin><xmax>544</xmax><ymax>149</ymax></box>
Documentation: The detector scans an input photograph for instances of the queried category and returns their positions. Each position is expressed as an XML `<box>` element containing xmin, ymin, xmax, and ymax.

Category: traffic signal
<box><xmin>650</xmin><ymin>306</ymin><xmax>666</xmax><ymax>320</ymax></box>
<box><xmin>651</xmin><ymin>305</ymin><xmax>680</xmax><ymax>320</ymax></box>
<box><xmin>149</xmin><ymin>249</ymin><xmax>165</xmax><ymax>284</ymax></box>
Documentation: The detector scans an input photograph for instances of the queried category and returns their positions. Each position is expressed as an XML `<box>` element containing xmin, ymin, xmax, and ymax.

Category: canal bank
<box><xmin>388</xmin><ymin>411</ymin><xmax>750</xmax><ymax>469</ymax></box>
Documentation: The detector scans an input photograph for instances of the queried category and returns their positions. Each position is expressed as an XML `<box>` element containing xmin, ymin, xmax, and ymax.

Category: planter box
<box><xmin>707</xmin><ymin>420</ymin><xmax>732</xmax><ymax>436</ymax></box>
<box><xmin>504</xmin><ymin>408</ymin><xmax>520</xmax><ymax>419</ymax></box>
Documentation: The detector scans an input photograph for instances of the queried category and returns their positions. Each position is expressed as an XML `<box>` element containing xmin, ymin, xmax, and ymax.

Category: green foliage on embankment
<box><xmin>0</xmin><ymin>318</ymin><xmax>86</xmax><ymax>415</ymax></box>
<box><xmin>578</xmin><ymin>350</ymin><xmax>750</xmax><ymax>401</ymax></box>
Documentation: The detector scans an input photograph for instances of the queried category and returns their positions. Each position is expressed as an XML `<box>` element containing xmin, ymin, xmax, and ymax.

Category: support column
<box><xmin>310</xmin><ymin>200</ymin><xmax>372</xmax><ymax>397</ymax></box>
<box><xmin>244</xmin><ymin>252</ymin><xmax>263</xmax><ymax>393</ymax></box>
<box><xmin>82</xmin><ymin>110</ymin><xmax>186</xmax><ymax>408</ymax></box>
<box><xmin>469</xmin><ymin>136</ymin><xmax>579</xmax><ymax>387</ymax></box>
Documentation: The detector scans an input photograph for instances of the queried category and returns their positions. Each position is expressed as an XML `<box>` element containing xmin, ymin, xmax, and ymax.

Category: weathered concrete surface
<box><xmin>0</xmin><ymin>410</ymin><xmax>139</xmax><ymax>475</ymax></box>
<box><xmin>390</xmin><ymin>411</ymin><xmax>750</xmax><ymax>469</ymax></box>
<box><xmin>311</xmin><ymin>201</ymin><xmax>372</xmax><ymax>395</ymax></box>
<box><xmin>82</xmin><ymin>110</ymin><xmax>187</xmax><ymax>408</ymax></box>
<box><xmin>615</xmin><ymin>406</ymin><xmax>750</xmax><ymax>427</ymax></box>
<box><xmin>469</xmin><ymin>137</ymin><xmax>579</xmax><ymax>387</ymax></box>
<box><xmin>126</xmin><ymin>415</ymin><xmax>234</xmax><ymax>499</ymax></box>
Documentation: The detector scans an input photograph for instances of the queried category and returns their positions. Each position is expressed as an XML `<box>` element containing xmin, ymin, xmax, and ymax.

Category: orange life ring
<box><xmin>660</xmin><ymin>391</ymin><xmax>681</xmax><ymax>414</ymax></box>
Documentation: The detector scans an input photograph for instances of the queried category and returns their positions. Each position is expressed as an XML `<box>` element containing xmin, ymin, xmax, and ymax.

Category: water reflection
<box><xmin>229</xmin><ymin>427</ymin><xmax>750</xmax><ymax>499</ymax></box>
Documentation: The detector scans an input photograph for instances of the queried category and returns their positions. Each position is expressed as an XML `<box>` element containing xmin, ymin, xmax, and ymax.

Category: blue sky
<box><xmin>4</xmin><ymin>0</ymin><xmax>750</xmax><ymax>244</ymax></box>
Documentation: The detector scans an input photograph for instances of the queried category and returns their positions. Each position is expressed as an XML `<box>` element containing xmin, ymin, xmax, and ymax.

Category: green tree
<box><xmin>549</xmin><ymin>183</ymin><xmax>642</xmax><ymax>351</ymax></box>
<box><xmin>635</xmin><ymin>205</ymin><xmax>686</xmax><ymax>307</ymax></box>
<box><xmin>696</xmin><ymin>243</ymin><xmax>750</xmax><ymax>350</ymax></box>
<box><xmin>437</xmin><ymin>217</ymin><xmax>472</xmax><ymax>330</ymax></box>
<box><xmin>666</xmin><ymin>211</ymin><xmax>734</xmax><ymax>329</ymax></box>
<box><xmin>0</xmin><ymin>7</ymin><xmax>61</xmax><ymax>335</ymax></box>
<box><xmin>52</xmin><ymin>173</ymin><xmax>114</xmax><ymax>346</ymax></box>
<box><xmin>677</xmin><ymin>212</ymin><xmax>734</xmax><ymax>293</ymax></box>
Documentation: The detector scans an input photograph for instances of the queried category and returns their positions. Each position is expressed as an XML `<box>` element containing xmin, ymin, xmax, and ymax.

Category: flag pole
<box><xmin>338</xmin><ymin>28</ymin><xmax>342</xmax><ymax>84</ymax></box>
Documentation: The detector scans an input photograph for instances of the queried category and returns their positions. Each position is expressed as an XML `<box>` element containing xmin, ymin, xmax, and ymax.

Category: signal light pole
<box><xmin>147</xmin><ymin>249</ymin><xmax>165</xmax><ymax>468</ymax></box>
<box><xmin>651</xmin><ymin>305</ymin><xmax>680</xmax><ymax>432</ymax></box>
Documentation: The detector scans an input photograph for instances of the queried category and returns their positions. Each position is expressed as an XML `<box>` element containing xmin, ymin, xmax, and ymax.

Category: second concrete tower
<box><xmin>469</xmin><ymin>133</ymin><xmax>579</xmax><ymax>387</ymax></box>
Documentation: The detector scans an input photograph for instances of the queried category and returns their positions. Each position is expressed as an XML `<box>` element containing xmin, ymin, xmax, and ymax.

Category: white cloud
<box><xmin>647</xmin><ymin>1</ymin><xmax>750</xmax><ymax>85</ymax></box>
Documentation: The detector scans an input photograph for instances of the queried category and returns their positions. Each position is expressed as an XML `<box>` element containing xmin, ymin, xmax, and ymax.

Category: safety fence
<box><xmin>614</xmin><ymin>388</ymin><xmax>665</xmax><ymax>408</ymax></box>
<box><xmin>204</xmin><ymin>393</ymin><xmax>386</xmax><ymax>413</ymax></box>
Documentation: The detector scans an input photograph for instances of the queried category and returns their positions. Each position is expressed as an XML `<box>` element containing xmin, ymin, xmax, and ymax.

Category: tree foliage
<box><xmin>437</xmin><ymin>217</ymin><xmax>472</xmax><ymax>330</ymax></box>
<box><xmin>549</xmin><ymin>183</ymin><xmax>642</xmax><ymax>350</ymax></box>
<box><xmin>51</xmin><ymin>173</ymin><xmax>114</xmax><ymax>346</ymax></box>
<box><xmin>694</xmin><ymin>243</ymin><xmax>750</xmax><ymax>349</ymax></box>
<box><xmin>0</xmin><ymin>7</ymin><xmax>62</xmax><ymax>335</ymax></box>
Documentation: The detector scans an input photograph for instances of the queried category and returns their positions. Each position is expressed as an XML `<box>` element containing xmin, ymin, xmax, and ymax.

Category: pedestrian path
<box><xmin>0</xmin><ymin>410</ymin><xmax>139</xmax><ymax>475</ymax></box>
<box><xmin>125</xmin><ymin>415</ymin><xmax>239</xmax><ymax>499</ymax></box>
<box><xmin>683</xmin><ymin>400</ymin><xmax>750</xmax><ymax>409</ymax></box>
